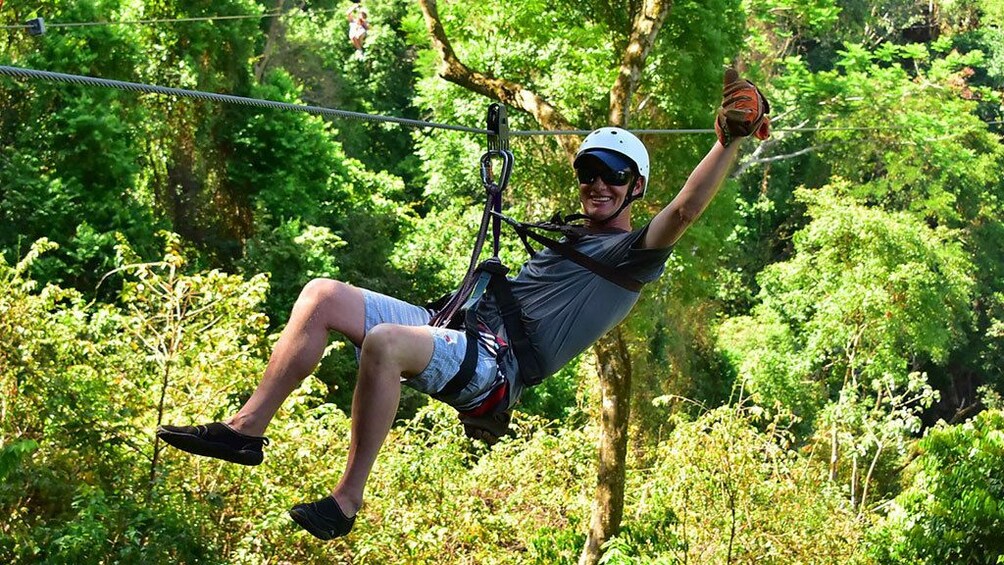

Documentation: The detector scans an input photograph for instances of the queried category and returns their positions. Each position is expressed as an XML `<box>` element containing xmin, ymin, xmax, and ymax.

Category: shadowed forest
<box><xmin>2</xmin><ymin>0</ymin><xmax>1003</xmax><ymax>563</ymax></box>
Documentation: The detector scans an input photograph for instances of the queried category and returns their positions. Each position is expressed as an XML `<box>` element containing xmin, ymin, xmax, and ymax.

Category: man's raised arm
<box><xmin>642</xmin><ymin>69</ymin><xmax>771</xmax><ymax>250</ymax></box>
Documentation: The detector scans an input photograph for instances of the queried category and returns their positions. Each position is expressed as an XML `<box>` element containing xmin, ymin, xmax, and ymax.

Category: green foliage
<box><xmin>866</xmin><ymin>409</ymin><xmax>1004</xmax><ymax>564</ymax></box>
<box><xmin>223</xmin><ymin>70</ymin><xmax>350</xmax><ymax>228</ymax></box>
<box><xmin>719</xmin><ymin>185</ymin><xmax>976</xmax><ymax>513</ymax></box>
<box><xmin>768</xmin><ymin>40</ymin><xmax>1004</xmax><ymax>229</ymax></box>
<box><xmin>390</xmin><ymin>202</ymin><xmax>493</xmax><ymax>304</ymax></box>
<box><xmin>952</xmin><ymin>24</ymin><xmax>1004</xmax><ymax>128</ymax></box>
<box><xmin>726</xmin><ymin>38</ymin><xmax>1004</xmax><ymax>428</ymax></box>
<box><xmin>335</xmin><ymin>0</ymin><xmax>425</xmax><ymax>188</ymax></box>
<box><xmin>0</xmin><ymin>0</ymin><xmax>160</xmax><ymax>292</ymax></box>
<box><xmin>0</xmin><ymin>236</ymin><xmax>270</xmax><ymax>563</ymax></box>
<box><xmin>519</xmin><ymin>357</ymin><xmax>585</xmax><ymax>423</ymax></box>
<box><xmin>619</xmin><ymin>404</ymin><xmax>863</xmax><ymax>563</ymax></box>
<box><xmin>0</xmin><ymin>440</ymin><xmax>38</xmax><ymax>482</ymax></box>
<box><xmin>222</xmin><ymin>69</ymin><xmax>417</xmax><ymax>327</ymax></box>
<box><xmin>240</xmin><ymin>219</ymin><xmax>346</xmax><ymax>325</ymax></box>
<box><xmin>719</xmin><ymin>187</ymin><xmax>974</xmax><ymax>423</ymax></box>
<box><xmin>816</xmin><ymin>369</ymin><xmax>940</xmax><ymax>513</ymax></box>
<box><xmin>2</xmin><ymin>0</ymin><xmax>1004</xmax><ymax>562</ymax></box>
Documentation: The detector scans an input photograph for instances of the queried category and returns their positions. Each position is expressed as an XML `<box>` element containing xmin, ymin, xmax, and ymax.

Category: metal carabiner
<box><xmin>480</xmin><ymin>149</ymin><xmax>514</xmax><ymax>196</ymax></box>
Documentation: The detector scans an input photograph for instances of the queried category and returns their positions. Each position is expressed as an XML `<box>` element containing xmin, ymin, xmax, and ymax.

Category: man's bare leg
<box><xmin>328</xmin><ymin>323</ymin><xmax>434</xmax><ymax>517</ymax></box>
<box><xmin>227</xmin><ymin>279</ymin><xmax>366</xmax><ymax>437</ymax></box>
<box><xmin>217</xmin><ymin>279</ymin><xmax>435</xmax><ymax>521</ymax></box>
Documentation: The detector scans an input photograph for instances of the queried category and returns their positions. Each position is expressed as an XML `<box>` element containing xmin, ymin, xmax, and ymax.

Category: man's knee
<box><xmin>299</xmin><ymin>278</ymin><xmax>347</xmax><ymax>306</ymax></box>
<box><xmin>297</xmin><ymin>279</ymin><xmax>364</xmax><ymax>341</ymax></box>
<box><xmin>360</xmin><ymin>323</ymin><xmax>432</xmax><ymax>376</ymax></box>
<box><xmin>361</xmin><ymin>323</ymin><xmax>404</xmax><ymax>357</ymax></box>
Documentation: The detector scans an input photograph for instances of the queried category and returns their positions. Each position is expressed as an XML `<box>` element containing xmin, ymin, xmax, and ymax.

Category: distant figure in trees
<box><xmin>157</xmin><ymin>70</ymin><xmax>771</xmax><ymax>541</ymax></box>
<box><xmin>346</xmin><ymin>3</ymin><xmax>369</xmax><ymax>53</ymax></box>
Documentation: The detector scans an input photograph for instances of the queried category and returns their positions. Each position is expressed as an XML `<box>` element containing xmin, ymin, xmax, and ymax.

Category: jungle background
<box><xmin>2</xmin><ymin>0</ymin><xmax>1004</xmax><ymax>563</ymax></box>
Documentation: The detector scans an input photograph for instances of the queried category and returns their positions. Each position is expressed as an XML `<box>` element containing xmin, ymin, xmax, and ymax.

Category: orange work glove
<box><xmin>715</xmin><ymin>68</ymin><xmax>771</xmax><ymax>146</ymax></box>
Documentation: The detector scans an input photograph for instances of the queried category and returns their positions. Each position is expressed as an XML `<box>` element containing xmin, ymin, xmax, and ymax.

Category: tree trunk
<box><xmin>579</xmin><ymin>327</ymin><xmax>633</xmax><ymax>565</ymax></box>
<box><xmin>254</xmin><ymin>0</ymin><xmax>286</xmax><ymax>83</ymax></box>
<box><xmin>582</xmin><ymin>3</ymin><xmax>671</xmax><ymax>563</ymax></box>
<box><xmin>608</xmin><ymin>0</ymin><xmax>673</xmax><ymax>126</ymax></box>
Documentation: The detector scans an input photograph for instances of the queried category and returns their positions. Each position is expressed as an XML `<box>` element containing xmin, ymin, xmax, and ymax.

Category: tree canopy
<box><xmin>1</xmin><ymin>0</ymin><xmax>1003</xmax><ymax>562</ymax></box>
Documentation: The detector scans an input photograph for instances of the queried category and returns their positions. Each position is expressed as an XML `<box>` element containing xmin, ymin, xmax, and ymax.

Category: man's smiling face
<box><xmin>576</xmin><ymin>155</ymin><xmax>640</xmax><ymax>223</ymax></box>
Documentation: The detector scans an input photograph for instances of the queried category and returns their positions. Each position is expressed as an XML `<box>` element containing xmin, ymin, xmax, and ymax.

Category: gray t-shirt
<box><xmin>478</xmin><ymin>224</ymin><xmax>673</xmax><ymax>380</ymax></box>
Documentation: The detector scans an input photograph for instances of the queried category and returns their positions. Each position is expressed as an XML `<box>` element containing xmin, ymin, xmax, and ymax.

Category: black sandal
<box><xmin>156</xmin><ymin>422</ymin><xmax>269</xmax><ymax>466</ymax></box>
<box><xmin>289</xmin><ymin>496</ymin><xmax>356</xmax><ymax>540</ymax></box>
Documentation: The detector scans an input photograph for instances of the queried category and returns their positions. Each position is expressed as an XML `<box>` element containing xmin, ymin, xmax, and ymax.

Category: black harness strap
<box><xmin>430</xmin><ymin>306</ymin><xmax>482</xmax><ymax>401</ymax></box>
<box><xmin>485</xmin><ymin>266</ymin><xmax>547</xmax><ymax>386</ymax></box>
<box><xmin>432</xmin><ymin>256</ymin><xmax>549</xmax><ymax>398</ymax></box>
<box><xmin>495</xmin><ymin>212</ymin><xmax>644</xmax><ymax>293</ymax></box>
<box><xmin>431</xmin><ymin>260</ymin><xmax>508</xmax><ymax>401</ymax></box>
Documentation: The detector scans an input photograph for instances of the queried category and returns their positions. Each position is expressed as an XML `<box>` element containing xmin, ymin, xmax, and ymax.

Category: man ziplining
<box><xmin>157</xmin><ymin>68</ymin><xmax>771</xmax><ymax>541</ymax></box>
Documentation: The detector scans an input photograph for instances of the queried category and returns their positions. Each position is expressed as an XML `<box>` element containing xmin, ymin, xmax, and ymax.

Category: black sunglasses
<box><xmin>576</xmin><ymin>167</ymin><xmax>634</xmax><ymax>186</ymax></box>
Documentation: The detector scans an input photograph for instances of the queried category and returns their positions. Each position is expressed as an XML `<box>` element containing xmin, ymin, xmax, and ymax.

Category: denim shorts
<box><xmin>359</xmin><ymin>289</ymin><xmax>512</xmax><ymax>411</ymax></box>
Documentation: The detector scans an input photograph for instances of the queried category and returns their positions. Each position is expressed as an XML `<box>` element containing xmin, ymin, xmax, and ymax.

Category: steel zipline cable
<box><xmin>0</xmin><ymin>8</ymin><xmax>341</xmax><ymax>31</ymax></box>
<box><xmin>1</xmin><ymin>65</ymin><xmax>1000</xmax><ymax>136</ymax></box>
<box><xmin>512</xmin><ymin>125</ymin><xmax>941</xmax><ymax>135</ymax></box>
<box><xmin>0</xmin><ymin>65</ymin><xmax>490</xmax><ymax>135</ymax></box>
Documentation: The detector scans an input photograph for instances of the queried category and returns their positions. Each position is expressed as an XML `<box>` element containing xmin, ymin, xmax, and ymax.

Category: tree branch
<box><xmin>254</xmin><ymin>0</ymin><xmax>286</xmax><ymax>83</ymax></box>
<box><xmin>732</xmin><ymin>142</ymin><xmax>832</xmax><ymax>178</ymax></box>
<box><xmin>417</xmin><ymin>0</ymin><xmax>579</xmax><ymax>157</ymax></box>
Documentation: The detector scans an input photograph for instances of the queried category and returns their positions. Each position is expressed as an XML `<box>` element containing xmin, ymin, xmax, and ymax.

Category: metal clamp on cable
<box><xmin>487</xmin><ymin>103</ymin><xmax>509</xmax><ymax>152</ymax></box>
<box><xmin>481</xmin><ymin>103</ymin><xmax>514</xmax><ymax>196</ymax></box>
<box><xmin>27</xmin><ymin>17</ymin><xmax>46</xmax><ymax>36</ymax></box>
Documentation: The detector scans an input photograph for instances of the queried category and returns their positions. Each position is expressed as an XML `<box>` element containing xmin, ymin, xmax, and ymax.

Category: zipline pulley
<box><xmin>480</xmin><ymin>103</ymin><xmax>513</xmax><ymax>258</ymax></box>
<box><xmin>486</xmin><ymin>103</ymin><xmax>509</xmax><ymax>152</ymax></box>
<box><xmin>27</xmin><ymin>17</ymin><xmax>46</xmax><ymax>36</ymax></box>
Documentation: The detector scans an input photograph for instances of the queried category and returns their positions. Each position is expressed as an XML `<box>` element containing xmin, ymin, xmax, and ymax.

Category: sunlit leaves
<box><xmin>719</xmin><ymin>186</ymin><xmax>974</xmax><ymax>422</ymax></box>
<box><xmin>867</xmin><ymin>409</ymin><xmax>1004</xmax><ymax>563</ymax></box>
<box><xmin>628</xmin><ymin>404</ymin><xmax>861</xmax><ymax>563</ymax></box>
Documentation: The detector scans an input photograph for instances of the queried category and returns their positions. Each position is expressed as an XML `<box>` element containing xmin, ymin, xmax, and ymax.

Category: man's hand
<box><xmin>715</xmin><ymin>68</ymin><xmax>771</xmax><ymax>146</ymax></box>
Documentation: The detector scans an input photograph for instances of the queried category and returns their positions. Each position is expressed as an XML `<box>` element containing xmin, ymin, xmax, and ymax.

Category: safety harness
<box><xmin>427</xmin><ymin>105</ymin><xmax>643</xmax><ymax>411</ymax></box>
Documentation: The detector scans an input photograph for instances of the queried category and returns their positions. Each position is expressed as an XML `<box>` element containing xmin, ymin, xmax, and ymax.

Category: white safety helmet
<box><xmin>574</xmin><ymin>127</ymin><xmax>649</xmax><ymax>198</ymax></box>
